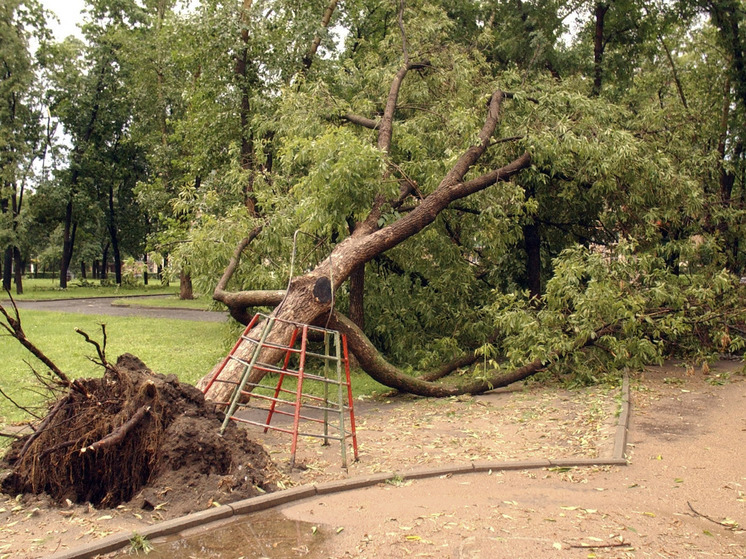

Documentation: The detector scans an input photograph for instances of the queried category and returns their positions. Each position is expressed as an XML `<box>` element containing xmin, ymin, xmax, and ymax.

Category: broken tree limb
<box><xmin>80</xmin><ymin>405</ymin><xmax>151</xmax><ymax>454</ymax></box>
<box><xmin>329</xmin><ymin>312</ymin><xmax>617</xmax><ymax>396</ymax></box>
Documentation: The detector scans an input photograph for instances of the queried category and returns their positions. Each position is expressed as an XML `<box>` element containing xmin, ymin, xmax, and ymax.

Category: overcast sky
<box><xmin>40</xmin><ymin>0</ymin><xmax>86</xmax><ymax>40</ymax></box>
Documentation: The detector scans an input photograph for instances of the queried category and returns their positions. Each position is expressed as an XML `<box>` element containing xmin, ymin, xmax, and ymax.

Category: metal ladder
<box><xmin>202</xmin><ymin>312</ymin><xmax>358</xmax><ymax>468</ymax></box>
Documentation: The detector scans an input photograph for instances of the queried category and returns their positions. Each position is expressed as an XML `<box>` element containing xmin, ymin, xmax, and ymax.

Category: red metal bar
<box><xmin>265</xmin><ymin>327</ymin><xmax>300</xmax><ymax>432</ymax></box>
<box><xmin>342</xmin><ymin>334</ymin><xmax>359</xmax><ymax>461</ymax></box>
<box><xmin>201</xmin><ymin>313</ymin><xmax>261</xmax><ymax>396</ymax></box>
<box><xmin>289</xmin><ymin>325</ymin><xmax>309</xmax><ymax>468</ymax></box>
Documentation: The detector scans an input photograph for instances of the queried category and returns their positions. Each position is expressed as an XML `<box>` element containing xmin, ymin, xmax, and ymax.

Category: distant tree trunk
<box><xmin>60</xmin><ymin>199</ymin><xmax>76</xmax><ymax>289</ymax></box>
<box><xmin>101</xmin><ymin>243</ymin><xmax>110</xmax><ymax>280</ymax></box>
<box><xmin>236</xmin><ymin>0</ymin><xmax>258</xmax><ymax>215</ymax></box>
<box><xmin>592</xmin><ymin>3</ymin><xmax>609</xmax><ymax>96</ymax></box>
<box><xmin>143</xmin><ymin>254</ymin><xmax>149</xmax><ymax>285</ymax></box>
<box><xmin>80</xmin><ymin>261</ymin><xmax>87</xmax><ymax>280</ymax></box>
<box><xmin>180</xmin><ymin>270</ymin><xmax>193</xmax><ymax>300</ymax></box>
<box><xmin>112</xmin><ymin>239</ymin><xmax>122</xmax><ymax>285</ymax></box>
<box><xmin>2</xmin><ymin>248</ymin><xmax>11</xmax><ymax>292</ymax></box>
<box><xmin>13</xmin><ymin>247</ymin><xmax>23</xmax><ymax>294</ymax></box>
<box><xmin>93</xmin><ymin>260</ymin><xmax>99</xmax><ymax>279</ymax></box>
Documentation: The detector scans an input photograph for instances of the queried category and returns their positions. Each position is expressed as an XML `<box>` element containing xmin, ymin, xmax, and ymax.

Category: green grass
<box><xmin>0</xmin><ymin>308</ymin><xmax>390</xmax><ymax>431</ymax></box>
<box><xmin>1</xmin><ymin>277</ymin><xmax>179</xmax><ymax>301</ymax></box>
<box><xmin>112</xmin><ymin>295</ymin><xmax>221</xmax><ymax>311</ymax></box>
<box><xmin>0</xmin><ymin>309</ymin><xmax>229</xmax><ymax>428</ymax></box>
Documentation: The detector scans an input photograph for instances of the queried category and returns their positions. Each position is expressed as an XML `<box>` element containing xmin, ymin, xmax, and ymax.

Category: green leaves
<box><xmin>483</xmin><ymin>242</ymin><xmax>746</xmax><ymax>385</ymax></box>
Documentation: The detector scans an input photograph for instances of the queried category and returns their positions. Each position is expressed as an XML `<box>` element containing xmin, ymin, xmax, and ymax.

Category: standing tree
<box><xmin>0</xmin><ymin>0</ymin><xmax>50</xmax><ymax>293</ymax></box>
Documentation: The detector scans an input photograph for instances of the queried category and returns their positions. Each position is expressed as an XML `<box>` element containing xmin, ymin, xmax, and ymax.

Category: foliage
<box><xmin>8</xmin><ymin>0</ymin><xmax>746</xmax><ymax>388</ymax></box>
<box><xmin>484</xmin><ymin>243</ymin><xmax>746</xmax><ymax>386</ymax></box>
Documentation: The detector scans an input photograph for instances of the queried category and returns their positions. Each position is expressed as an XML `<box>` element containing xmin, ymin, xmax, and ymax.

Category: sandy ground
<box><xmin>1</xmin><ymin>359</ymin><xmax>744</xmax><ymax>558</ymax></box>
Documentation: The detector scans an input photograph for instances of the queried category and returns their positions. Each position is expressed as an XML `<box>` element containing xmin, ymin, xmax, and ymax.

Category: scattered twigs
<box><xmin>75</xmin><ymin>325</ymin><xmax>110</xmax><ymax>369</ymax></box>
<box><xmin>79</xmin><ymin>405</ymin><xmax>151</xmax><ymax>454</ymax></box>
<box><xmin>687</xmin><ymin>501</ymin><xmax>740</xmax><ymax>530</ymax></box>
<box><xmin>567</xmin><ymin>539</ymin><xmax>629</xmax><ymax>549</ymax></box>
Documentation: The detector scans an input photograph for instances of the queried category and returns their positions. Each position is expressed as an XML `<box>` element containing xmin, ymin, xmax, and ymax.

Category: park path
<box><xmin>10</xmin><ymin>296</ymin><xmax>228</xmax><ymax>322</ymax></box>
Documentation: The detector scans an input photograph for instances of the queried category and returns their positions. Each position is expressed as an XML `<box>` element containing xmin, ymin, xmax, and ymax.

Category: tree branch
<box><xmin>378</xmin><ymin>60</ymin><xmax>430</xmax><ymax>152</ymax></box>
<box><xmin>329</xmin><ymin>312</ymin><xmax>616</xmax><ymax>396</ymax></box>
<box><xmin>0</xmin><ymin>295</ymin><xmax>83</xmax><ymax>394</ymax></box>
<box><xmin>302</xmin><ymin>0</ymin><xmax>339</xmax><ymax>70</ymax></box>
<box><xmin>341</xmin><ymin>113</ymin><xmax>380</xmax><ymax>130</ymax></box>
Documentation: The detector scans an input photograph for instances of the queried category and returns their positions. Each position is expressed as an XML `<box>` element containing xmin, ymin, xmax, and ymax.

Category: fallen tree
<box><xmin>201</xmin><ymin>58</ymin><xmax>533</xmax><ymax>402</ymax></box>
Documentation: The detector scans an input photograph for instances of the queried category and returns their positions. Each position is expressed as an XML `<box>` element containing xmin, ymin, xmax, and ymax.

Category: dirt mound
<box><xmin>1</xmin><ymin>354</ymin><xmax>280</xmax><ymax>517</ymax></box>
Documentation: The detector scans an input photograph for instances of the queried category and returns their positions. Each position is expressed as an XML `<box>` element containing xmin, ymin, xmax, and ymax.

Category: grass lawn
<box><xmin>0</xmin><ymin>309</ymin><xmax>229</xmax><ymax>428</ymax></box>
<box><xmin>1</xmin><ymin>277</ymin><xmax>179</xmax><ymax>301</ymax></box>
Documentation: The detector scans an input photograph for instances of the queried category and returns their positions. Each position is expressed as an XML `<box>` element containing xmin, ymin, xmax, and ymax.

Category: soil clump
<box><xmin>1</xmin><ymin>353</ymin><xmax>280</xmax><ymax>517</ymax></box>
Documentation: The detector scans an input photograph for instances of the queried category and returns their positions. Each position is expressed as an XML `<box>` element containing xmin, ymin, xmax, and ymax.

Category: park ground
<box><xmin>0</xmin><ymin>359</ymin><xmax>743</xmax><ymax>558</ymax></box>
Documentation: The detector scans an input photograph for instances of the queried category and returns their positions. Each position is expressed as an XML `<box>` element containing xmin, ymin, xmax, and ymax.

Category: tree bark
<box><xmin>179</xmin><ymin>270</ymin><xmax>194</xmax><ymax>300</ymax></box>
<box><xmin>60</xmin><ymin>199</ymin><xmax>76</xmax><ymax>288</ymax></box>
<box><xmin>101</xmin><ymin>242</ymin><xmax>110</xmax><ymax>280</ymax></box>
<box><xmin>592</xmin><ymin>3</ymin><xmax>609</xmax><ymax>97</ymax></box>
<box><xmin>107</xmin><ymin>182</ymin><xmax>122</xmax><ymax>285</ymax></box>
<box><xmin>348</xmin><ymin>263</ymin><xmax>365</xmax><ymax>329</ymax></box>
<box><xmin>2</xmin><ymin>248</ymin><xmax>11</xmax><ymax>292</ymax></box>
<box><xmin>12</xmin><ymin>247</ymin><xmax>22</xmax><ymax>294</ymax></box>
<box><xmin>302</xmin><ymin>0</ymin><xmax>339</xmax><ymax>70</ymax></box>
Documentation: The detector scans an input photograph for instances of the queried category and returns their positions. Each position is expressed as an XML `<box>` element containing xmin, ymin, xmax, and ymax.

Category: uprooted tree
<box><xmin>192</xmin><ymin>2</ymin><xmax>746</xmax><ymax>402</ymax></box>
<box><xmin>0</xmin><ymin>298</ymin><xmax>279</xmax><ymax>510</ymax></box>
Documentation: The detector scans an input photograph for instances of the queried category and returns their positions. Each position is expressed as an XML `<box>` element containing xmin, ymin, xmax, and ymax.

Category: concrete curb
<box><xmin>48</xmin><ymin>376</ymin><xmax>632</xmax><ymax>559</ymax></box>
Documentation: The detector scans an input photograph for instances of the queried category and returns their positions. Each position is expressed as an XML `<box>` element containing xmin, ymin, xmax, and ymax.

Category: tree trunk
<box><xmin>592</xmin><ymin>3</ymin><xmax>609</xmax><ymax>97</ymax></box>
<box><xmin>13</xmin><ymin>246</ymin><xmax>23</xmax><ymax>295</ymax></box>
<box><xmin>2</xmin><ymin>248</ymin><xmax>11</xmax><ymax>292</ymax></box>
<box><xmin>348</xmin><ymin>263</ymin><xmax>365</xmax><ymax>329</ymax></box>
<box><xmin>143</xmin><ymin>254</ymin><xmax>149</xmax><ymax>285</ymax></box>
<box><xmin>179</xmin><ymin>270</ymin><xmax>193</xmax><ymax>300</ymax></box>
<box><xmin>101</xmin><ymin>243</ymin><xmax>109</xmax><ymax>280</ymax></box>
<box><xmin>60</xmin><ymin>199</ymin><xmax>76</xmax><ymax>289</ymax></box>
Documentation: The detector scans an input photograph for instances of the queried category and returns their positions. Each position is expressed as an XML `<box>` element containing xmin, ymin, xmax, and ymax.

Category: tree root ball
<box><xmin>1</xmin><ymin>354</ymin><xmax>281</xmax><ymax>516</ymax></box>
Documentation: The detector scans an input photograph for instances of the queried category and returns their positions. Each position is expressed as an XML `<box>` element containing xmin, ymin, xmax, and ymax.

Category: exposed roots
<box><xmin>2</xmin><ymin>354</ymin><xmax>279</xmax><ymax>512</ymax></box>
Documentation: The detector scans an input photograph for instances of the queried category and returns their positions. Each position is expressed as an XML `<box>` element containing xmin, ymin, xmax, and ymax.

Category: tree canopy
<box><xmin>4</xmin><ymin>0</ymin><xmax>745</xmax><ymax>396</ymax></box>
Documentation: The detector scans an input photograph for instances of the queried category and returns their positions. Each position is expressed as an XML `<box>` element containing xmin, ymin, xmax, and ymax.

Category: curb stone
<box><xmin>47</xmin><ymin>375</ymin><xmax>631</xmax><ymax>559</ymax></box>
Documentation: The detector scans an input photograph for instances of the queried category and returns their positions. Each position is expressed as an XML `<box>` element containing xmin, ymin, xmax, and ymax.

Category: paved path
<box><xmin>11</xmin><ymin>296</ymin><xmax>228</xmax><ymax>322</ymax></box>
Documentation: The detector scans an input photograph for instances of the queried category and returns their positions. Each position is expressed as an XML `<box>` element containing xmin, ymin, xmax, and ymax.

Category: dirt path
<box><xmin>275</xmin><ymin>361</ymin><xmax>746</xmax><ymax>558</ymax></box>
<box><xmin>1</xmin><ymin>360</ymin><xmax>744</xmax><ymax>558</ymax></box>
<box><xmin>145</xmin><ymin>360</ymin><xmax>746</xmax><ymax>559</ymax></box>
